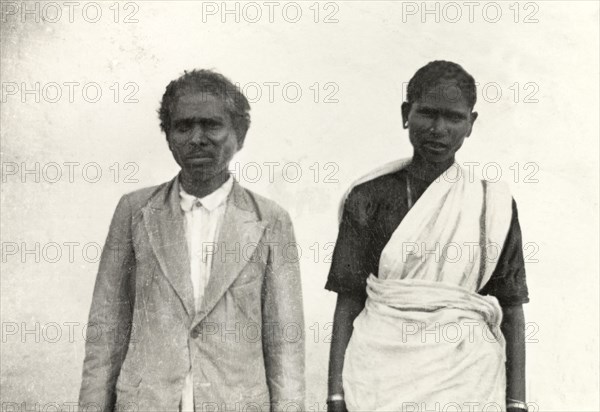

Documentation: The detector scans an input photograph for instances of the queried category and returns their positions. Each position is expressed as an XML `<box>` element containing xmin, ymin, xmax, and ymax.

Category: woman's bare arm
<box><xmin>327</xmin><ymin>294</ymin><xmax>365</xmax><ymax>411</ymax></box>
<box><xmin>501</xmin><ymin>304</ymin><xmax>527</xmax><ymax>409</ymax></box>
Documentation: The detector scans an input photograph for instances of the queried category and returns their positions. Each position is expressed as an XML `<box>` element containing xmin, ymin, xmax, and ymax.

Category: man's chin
<box><xmin>182</xmin><ymin>163</ymin><xmax>231</xmax><ymax>180</ymax></box>
<box><xmin>182</xmin><ymin>166</ymin><xmax>217</xmax><ymax>179</ymax></box>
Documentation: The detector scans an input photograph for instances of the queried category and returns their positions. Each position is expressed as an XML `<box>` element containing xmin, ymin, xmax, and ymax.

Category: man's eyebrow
<box><xmin>172</xmin><ymin>116</ymin><xmax>225</xmax><ymax>123</ymax></box>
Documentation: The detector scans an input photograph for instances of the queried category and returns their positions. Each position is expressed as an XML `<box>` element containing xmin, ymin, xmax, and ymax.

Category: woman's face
<box><xmin>402</xmin><ymin>80</ymin><xmax>477</xmax><ymax>164</ymax></box>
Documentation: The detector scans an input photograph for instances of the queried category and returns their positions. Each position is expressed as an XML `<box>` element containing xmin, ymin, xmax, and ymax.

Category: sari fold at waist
<box><xmin>343</xmin><ymin>275</ymin><xmax>507</xmax><ymax>411</ymax></box>
<box><xmin>365</xmin><ymin>274</ymin><xmax>503</xmax><ymax>333</ymax></box>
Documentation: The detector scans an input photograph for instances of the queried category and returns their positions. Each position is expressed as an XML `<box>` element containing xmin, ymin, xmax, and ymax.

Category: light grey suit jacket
<box><xmin>79</xmin><ymin>176</ymin><xmax>305</xmax><ymax>411</ymax></box>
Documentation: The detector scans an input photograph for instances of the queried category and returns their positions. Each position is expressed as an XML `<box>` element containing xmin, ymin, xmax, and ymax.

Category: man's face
<box><xmin>402</xmin><ymin>80</ymin><xmax>477</xmax><ymax>164</ymax></box>
<box><xmin>167</xmin><ymin>91</ymin><xmax>240</xmax><ymax>179</ymax></box>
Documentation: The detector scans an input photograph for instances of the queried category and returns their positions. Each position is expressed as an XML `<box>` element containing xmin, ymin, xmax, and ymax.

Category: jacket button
<box><xmin>190</xmin><ymin>328</ymin><xmax>201</xmax><ymax>339</ymax></box>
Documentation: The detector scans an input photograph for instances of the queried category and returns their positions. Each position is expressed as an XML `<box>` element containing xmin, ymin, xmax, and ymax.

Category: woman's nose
<box><xmin>430</xmin><ymin>116</ymin><xmax>447</xmax><ymax>134</ymax></box>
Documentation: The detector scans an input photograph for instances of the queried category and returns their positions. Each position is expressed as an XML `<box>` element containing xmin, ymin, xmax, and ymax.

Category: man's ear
<box><xmin>466</xmin><ymin>111</ymin><xmax>478</xmax><ymax>137</ymax></box>
<box><xmin>235</xmin><ymin>131</ymin><xmax>244</xmax><ymax>151</ymax></box>
<box><xmin>401</xmin><ymin>102</ymin><xmax>411</xmax><ymax>129</ymax></box>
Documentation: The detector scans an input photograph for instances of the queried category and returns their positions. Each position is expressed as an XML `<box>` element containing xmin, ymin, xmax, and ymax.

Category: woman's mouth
<box><xmin>422</xmin><ymin>141</ymin><xmax>448</xmax><ymax>153</ymax></box>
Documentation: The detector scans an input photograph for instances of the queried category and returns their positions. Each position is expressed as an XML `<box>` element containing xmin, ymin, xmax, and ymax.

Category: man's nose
<box><xmin>190</xmin><ymin>126</ymin><xmax>209</xmax><ymax>144</ymax></box>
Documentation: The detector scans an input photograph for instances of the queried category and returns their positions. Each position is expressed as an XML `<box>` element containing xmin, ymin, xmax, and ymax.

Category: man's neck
<box><xmin>407</xmin><ymin>153</ymin><xmax>455</xmax><ymax>184</ymax></box>
<box><xmin>179</xmin><ymin>169</ymin><xmax>230</xmax><ymax>198</ymax></box>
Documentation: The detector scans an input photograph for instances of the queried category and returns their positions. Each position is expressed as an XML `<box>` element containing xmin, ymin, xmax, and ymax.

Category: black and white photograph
<box><xmin>1</xmin><ymin>1</ymin><xmax>598</xmax><ymax>411</ymax></box>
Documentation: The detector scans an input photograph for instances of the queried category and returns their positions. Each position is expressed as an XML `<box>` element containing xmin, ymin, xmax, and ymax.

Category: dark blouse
<box><xmin>324</xmin><ymin>168</ymin><xmax>530</xmax><ymax>307</ymax></box>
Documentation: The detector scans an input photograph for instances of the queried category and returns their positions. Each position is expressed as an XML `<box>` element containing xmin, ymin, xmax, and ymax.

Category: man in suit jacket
<box><xmin>79</xmin><ymin>70</ymin><xmax>305</xmax><ymax>411</ymax></box>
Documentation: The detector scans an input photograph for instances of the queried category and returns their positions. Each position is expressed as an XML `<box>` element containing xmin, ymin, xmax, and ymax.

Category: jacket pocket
<box><xmin>245</xmin><ymin>382</ymin><xmax>271</xmax><ymax>406</ymax></box>
<box><xmin>228</xmin><ymin>278</ymin><xmax>262</xmax><ymax>323</ymax></box>
<box><xmin>116</xmin><ymin>368</ymin><xmax>142</xmax><ymax>402</ymax></box>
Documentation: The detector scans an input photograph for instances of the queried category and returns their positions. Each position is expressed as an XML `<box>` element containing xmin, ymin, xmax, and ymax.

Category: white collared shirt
<box><xmin>179</xmin><ymin>175</ymin><xmax>233</xmax><ymax>411</ymax></box>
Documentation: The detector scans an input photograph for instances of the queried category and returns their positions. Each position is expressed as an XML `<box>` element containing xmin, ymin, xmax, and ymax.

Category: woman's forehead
<box><xmin>416</xmin><ymin>79</ymin><xmax>471</xmax><ymax>109</ymax></box>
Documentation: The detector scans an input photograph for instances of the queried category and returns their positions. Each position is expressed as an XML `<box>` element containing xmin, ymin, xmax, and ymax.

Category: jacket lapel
<box><xmin>192</xmin><ymin>181</ymin><xmax>266</xmax><ymax>327</ymax></box>
<box><xmin>142</xmin><ymin>176</ymin><xmax>195</xmax><ymax>318</ymax></box>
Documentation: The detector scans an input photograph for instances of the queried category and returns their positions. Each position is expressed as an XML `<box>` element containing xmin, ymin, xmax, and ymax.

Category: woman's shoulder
<box><xmin>351</xmin><ymin>169</ymin><xmax>405</xmax><ymax>196</ymax></box>
<box><xmin>343</xmin><ymin>170</ymin><xmax>407</xmax><ymax>223</ymax></box>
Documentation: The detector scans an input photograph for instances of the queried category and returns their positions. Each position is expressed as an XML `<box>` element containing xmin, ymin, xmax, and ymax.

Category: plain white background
<box><xmin>1</xmin><ymin>1</ymin><xmax>598</xmax><ymax>410</ymax></box>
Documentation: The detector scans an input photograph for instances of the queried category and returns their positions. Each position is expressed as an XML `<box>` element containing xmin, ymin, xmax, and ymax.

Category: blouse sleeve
<box><xmin>324</xmin><ymin>187</ymin><xmax>375</xmax><ymax>302</ymax></box>
<box><xmin>479</xmin><ymin>199</ymin><xmax>530</xmax><ymax>306</ymax></box>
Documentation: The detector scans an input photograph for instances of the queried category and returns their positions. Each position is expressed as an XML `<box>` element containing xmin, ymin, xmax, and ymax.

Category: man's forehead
<box><xmin>171</xmin><ymin>92</ymin><xmax>228</xmax><ymax>119</ymax></box>
<box><xmin>176</xmin><ymin>90</ymin><xmax>224</xmax><ymax>105</ymax></box>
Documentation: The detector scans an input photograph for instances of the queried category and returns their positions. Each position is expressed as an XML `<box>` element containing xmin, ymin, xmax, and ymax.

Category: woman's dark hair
<box><xmin>406</xmin><ymin>60</ymin><xmax>477</xmax><ymax>109</ymax></box>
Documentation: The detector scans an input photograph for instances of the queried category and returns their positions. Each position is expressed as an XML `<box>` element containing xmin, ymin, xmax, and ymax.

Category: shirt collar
<box><xmin>179</xmin><ymin>176</ymin><xmax>234</xmax><ymax>212</ymax></box>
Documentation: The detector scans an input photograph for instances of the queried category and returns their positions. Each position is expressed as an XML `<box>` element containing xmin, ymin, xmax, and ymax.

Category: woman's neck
<box><xmin>407</xmin><ymin>153</ymin><xmax>455</xmax><ymax>183</ymax></box>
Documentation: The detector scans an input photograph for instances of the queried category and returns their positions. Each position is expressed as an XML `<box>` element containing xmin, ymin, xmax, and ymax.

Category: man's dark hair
<box><xmin>158</xmin><ymin>69</ymin><xmax>251</xmax><ymax>144</ymax></box>
<box><xmin>406</xmin><ymin>60</ymin><xmax>477</xmax><ymax>109</ymax></box>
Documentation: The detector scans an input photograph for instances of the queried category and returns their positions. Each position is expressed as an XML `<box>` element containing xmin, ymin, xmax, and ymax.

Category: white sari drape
<box><xmin>341</xmin><ymin>159</ymin><xmax>512</xmax><ymax>411</ymax></box>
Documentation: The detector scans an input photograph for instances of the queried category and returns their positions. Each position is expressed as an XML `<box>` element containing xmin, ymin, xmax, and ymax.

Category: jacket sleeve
<box><xmin>79</xmin><ymin>195</ymin><xmax>136</xmax><ymax>411</ymax></box>
<box><xmin>262</xmin><ymin>209</ymin><xmax>306</xmax><ymax>411</ymax></box>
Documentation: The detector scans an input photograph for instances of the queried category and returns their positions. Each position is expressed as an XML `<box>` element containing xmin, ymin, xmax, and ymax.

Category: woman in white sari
<box><xmin>325</xmin><ymin>61</ymin><xmax>529</xmax><ymax>412</ymax></box>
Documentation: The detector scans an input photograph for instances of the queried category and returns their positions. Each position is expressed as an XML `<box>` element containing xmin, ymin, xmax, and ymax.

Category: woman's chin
<box><xmin>418</xmin><ymin>151</ymin><xmax>454</xmax><ymax>165</ymax></box>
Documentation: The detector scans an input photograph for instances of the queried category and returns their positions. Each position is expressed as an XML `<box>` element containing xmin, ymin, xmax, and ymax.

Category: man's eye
<box><xmin>176</xmin><ymin>124</ymin><xmax>191</xmax><ymax>132</ymax></box>
<box><xmin>205</xmin><ymin>122</ymin><xmax>222</xmax><ymax>130</ymax></box>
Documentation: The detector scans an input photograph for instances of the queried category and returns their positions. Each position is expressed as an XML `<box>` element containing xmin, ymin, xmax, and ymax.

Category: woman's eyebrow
<box><xmin>416</xmin><ymin>106</ymin><xmax>438</xmax><ymax>114</ymax></box>
<box><xmin>442</xmin><ymin>109</ymin><xmax>468</xmax><ymax>118</ymax></box>
<box><xmin>417</xmin><ymin>106</ymin><xmax>468</xmax><ymax>118</ymax></box>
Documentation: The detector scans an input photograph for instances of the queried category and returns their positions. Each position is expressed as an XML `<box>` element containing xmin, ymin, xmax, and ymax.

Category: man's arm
<box><xmin>262</xmin><ymin>210</ymin><xmax>305</xmax><ymax>411</ymax></box>
<box><xmin>79</xmin><ymin>195</ymin><xmax>136</xmax><ymax>411</ymax></box>
<box><xmin>501</xmin><ymin>304</ymin><xmax>527</xmax><ymax>411</ymax></box>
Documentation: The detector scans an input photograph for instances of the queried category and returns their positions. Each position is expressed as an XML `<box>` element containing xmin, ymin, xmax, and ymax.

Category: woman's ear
<box><xmin>401</xmin><ymin>102</ymin><xmax>411</xmax><ymax>129</ymax></box>
<box><xmin>466</xmin><ymin>111</ymin><xmax>478</xmax><ymax>137</ymax></box>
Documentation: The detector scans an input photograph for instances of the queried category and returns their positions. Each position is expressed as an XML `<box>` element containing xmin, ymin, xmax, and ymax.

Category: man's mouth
<box><xmin>187</xmin><ymin>154</ymin><xmax>214</xmax><ymax>164</ymax></box>
<box><xmin>188</xmin><ymin>152</ymin><xmax>213</xmax><ymax>160</ymax></box>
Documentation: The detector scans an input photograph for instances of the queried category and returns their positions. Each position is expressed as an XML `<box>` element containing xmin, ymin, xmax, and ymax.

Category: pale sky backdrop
<box><xmin>1</xmin><ymin>1</ymin><xmax>599</xmax><ymax>410</ymax></box>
